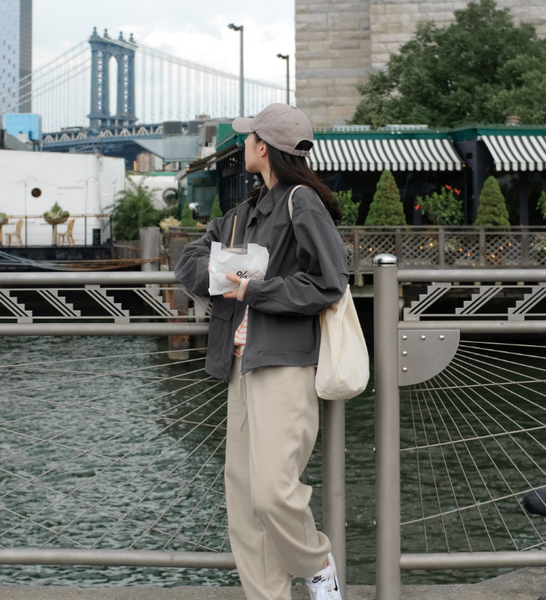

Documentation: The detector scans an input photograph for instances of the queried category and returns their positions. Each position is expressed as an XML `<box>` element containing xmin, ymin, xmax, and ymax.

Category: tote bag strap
<box><xmin>288</xmin><ymin>184</ymin><xmax>323</xmax><ymax>220</ymax></box>
<box><xmin>287</xmin><ymin>185</ymin><xmax>307</xmax><ymax>220</ymax></box>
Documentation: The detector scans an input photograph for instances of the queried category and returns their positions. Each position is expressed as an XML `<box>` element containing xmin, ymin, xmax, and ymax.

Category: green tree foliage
<box><xmin>210</xmin><ymin>195</ymin><xmax>223</xmax><ymax>220</ymax></box>
<box><xmin>351</xmin><ymin>0</ymin><xmax>546</xmax><ymax>128</ymax></box>
<box><xmin>365</xmin><ymin>170</ymin><xmax>407</xmax><ymax>227</ymax></box>
<box><xmin>537</xmin><ymin>191</ymin><xmax>546</xmax><ymax>221</ymax></box>
<box><xmin>108</xmin><ymin>178</ymin><xmax>172</xmax><ymax>240</ymax></box>
<box><xmin>333</xmin><ymin>190</ymin><xmax>360</xmax><ymax>226</ymax></box>
<box><xmin>180</xmin><ymin>202</ymin><xmax>197</xmax><ymax>227</ymax></box>
<box><xmin>475</xmin><ymin>176</ymin><xmax>510</xmax><ymax>227</ymax></box>
<box><xmin>418</xmin><ymin>186</ymin><xmax>464</xmax><ymax>226</ymax></box>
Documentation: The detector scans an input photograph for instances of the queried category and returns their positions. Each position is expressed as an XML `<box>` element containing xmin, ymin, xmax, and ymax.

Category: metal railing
<box><xmin>0</xmin><ymin>271</ymin><xmax>346</xmax><ymax>596</ymax></box>
<box><xmin>373</xmin><ymin>258</ymin><xmax>546</xmax><ymax>600</ymax></box>
<box><xmin>7</xmin><ymin>265</ymin><xmax>546</xmax><ymax>596</ymax></box>
<box><xmin>341</xmin><ymin>226</ymin><xmax>546</xmax><ymax>280</ymax></box>
<box><xmin>179</xmin><ymin>226</ymin><xmax>546</xmax><ymax>282</ymax></box>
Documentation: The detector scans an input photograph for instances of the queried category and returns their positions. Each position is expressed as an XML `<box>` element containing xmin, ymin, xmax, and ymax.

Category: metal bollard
<box><xmin>322</xmin><ymin>398</ymin><xmax>346</xmax><ymax>598</ymax></box>
<box><xmin>373</xmin><ymin>254</ymin><xmax>401</xmax><ymax>600</ymax></box>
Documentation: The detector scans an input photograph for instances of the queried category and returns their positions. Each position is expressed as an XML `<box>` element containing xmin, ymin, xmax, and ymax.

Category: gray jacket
<box><xmin>174</xmin><ymin>181</ymin><xmax>349</xmax><ymax>382</ymax></box>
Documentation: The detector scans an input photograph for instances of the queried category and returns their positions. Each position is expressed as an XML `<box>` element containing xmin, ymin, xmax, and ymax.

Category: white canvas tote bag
<box><xmin>288</xmin><ymin>185</ymin><xmax>369</xmax><ymax>400</ymax></box>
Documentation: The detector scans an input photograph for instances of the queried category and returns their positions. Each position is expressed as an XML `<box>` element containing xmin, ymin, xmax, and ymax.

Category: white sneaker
<box><xmin>305</xmin><ymin>552</ymin><xmax>342</xmax><ymax>600</ymax></box>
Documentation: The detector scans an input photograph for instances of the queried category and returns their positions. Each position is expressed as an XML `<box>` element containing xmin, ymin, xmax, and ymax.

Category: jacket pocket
<box><xmin>211</xmin><ymin>297</ymin><xmax>235</xmax><ymax>321</ymax></box>
<box><xmin>255</xmin><ymin>313</ymin><xmax>316</xmax><ymax>354</ymax></box>
<box><xmin>207</xmin><ymin>298</ymin><xmax>236</xmax><ymax>363</ymax></box>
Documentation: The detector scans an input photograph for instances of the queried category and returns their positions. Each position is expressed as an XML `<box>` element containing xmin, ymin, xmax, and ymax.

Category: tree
<box><xmin>108</xmin><ymin>178</ymin><xmax>163</xmax><ymax>240</ymax></box>
<box><xmin>365</xmin><ymin>170</ymin><xmax>406</xmax><ymax>227</ymax></box>
<box><xmin>418</xmin><ymin>186</ymin><xmax>464</xmax><ymax>226</ymax></box>
<box><xmin>333</xmin><ymin>190</ymin><xmax>360</xmax><ymax>226</ymax></box>
<box><xmin>351</xmin><ymin>0</ymin><xmax>546</xmax><ymax>128</ymax></box>
<box><xmin>210</xmin><ymin>195</ymin><xmax>223</xmax><ymax>220</ymax></box>
<box><xmin>180</xmin><ymin>202</ymin><xmax>197</xmax><ymax>227</ymax></box>
<box><xmin>475</xmin><ymin>176</ymin><xmax>510</xmax><ymax>227</ymax></box>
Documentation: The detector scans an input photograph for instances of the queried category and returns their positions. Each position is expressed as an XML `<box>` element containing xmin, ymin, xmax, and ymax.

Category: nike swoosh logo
<box><xmin>334</xmin><ymin>577</ymin><xmax>339</xmax><ymax>592</ymax></box>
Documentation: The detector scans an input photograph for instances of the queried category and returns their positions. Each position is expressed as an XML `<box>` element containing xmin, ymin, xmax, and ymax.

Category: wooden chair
<box><xmin>5</xmin><ymin>219</ymin><xmax>23</xmax><ymax>246</ymax></box>
<box><xmin>57</xmin><ymin>219</ymin><xmax>75</xmax><ymax>246</ymax></box>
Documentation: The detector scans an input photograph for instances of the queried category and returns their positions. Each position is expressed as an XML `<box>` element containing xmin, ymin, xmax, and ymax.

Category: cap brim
<box><xmin>232</xmin><ymin>117</ymin><xmax>254</xmax><ymax>133</ymax></box>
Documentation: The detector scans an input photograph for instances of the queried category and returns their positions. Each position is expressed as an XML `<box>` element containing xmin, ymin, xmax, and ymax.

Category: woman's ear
<box><xmin>258</xmin><ymin>141</ymin><xmax>268</xmax><ymax>158</ymax></box>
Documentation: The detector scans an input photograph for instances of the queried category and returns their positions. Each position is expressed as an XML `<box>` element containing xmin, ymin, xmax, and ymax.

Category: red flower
<box><xmin>415</xmin><ymin>204</ymin><xmax>420</xmax><ymax>210</ymax></box>
<box><xmin>454</xmin><ymin>188</ymin><xmax>461</xmax><ymax>195</ymax></box>
<box><xmin>445</xmin><ymin>185</ymin><xmax>452</xmax><ymax>190</ymax></box>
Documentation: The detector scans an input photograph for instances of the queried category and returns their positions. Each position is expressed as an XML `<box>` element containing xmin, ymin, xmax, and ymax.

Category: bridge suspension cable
<box><xmin>1</xmin><ymin>37</ymin><xmax>293</xmax><ymax>134</ymax></box>
<box><xmin>0</xmin><ymin>42</ymin><xmax>91</xmax><ymax>133</ymax></box>
<box><xmin>134</xmin><ymin>42</ymin><xmax>291</xmax><ymax>124</ymax></box>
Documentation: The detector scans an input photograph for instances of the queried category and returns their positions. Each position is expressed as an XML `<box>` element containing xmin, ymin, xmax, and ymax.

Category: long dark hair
<box><xmin>248</xmin><ymin>133</ymin><xmax>342</xmax><ymax>222</ymax></box>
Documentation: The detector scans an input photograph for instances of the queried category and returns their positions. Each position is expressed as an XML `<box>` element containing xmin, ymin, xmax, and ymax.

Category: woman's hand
<box><xmin>224</xmin><ymin>273</ymin><xmax>248</xmax><ymax>300</ymax></box>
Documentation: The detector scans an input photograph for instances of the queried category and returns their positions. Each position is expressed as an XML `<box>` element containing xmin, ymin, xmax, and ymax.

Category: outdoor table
<box><xmin>44</xmin><ymin>216</ymin><xmax>68</xmax><ymax>247</ymax></box>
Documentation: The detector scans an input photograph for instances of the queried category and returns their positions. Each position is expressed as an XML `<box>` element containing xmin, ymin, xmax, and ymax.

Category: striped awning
<box><xmin>480</xmin><ymin>135</ymin><xmax>546</xmax><ymax>171</ymax></box>
<box><xmin>308</xmin><ymin>137</ymin><xmax>462</xmax><ymax>172</ymax></box>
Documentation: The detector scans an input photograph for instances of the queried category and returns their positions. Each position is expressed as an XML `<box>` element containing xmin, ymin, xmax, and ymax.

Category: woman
<box><xmin>175</xmin><ymin>103</ymin><xmax>348</xmax><ymax>600</ymax></box>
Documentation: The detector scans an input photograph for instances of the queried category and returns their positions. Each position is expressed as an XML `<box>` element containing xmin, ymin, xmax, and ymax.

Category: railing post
<box><xmin>373</xmin><ymin>253</ymin><xmax>401</xmax><ymax>600</ymax></box>
<box><xmin>479</xmin><ymin>228</ymin><xmax>486</xmax><ymax>266</ymax></box>
<box><xmin>438</xmin><ymin>227</ymin><xmax>445</xmax><ymax>268</ymax></box>
<box><xmin>521</xmin><ymin>227</ymin><xmax>529</xmax><ymax>266</ymax></box>
<box><xmin>353</xmin><ymin>228</ymin><xmax>362</xmax><ymax>286</ymax></box>
<box><xmin>395</xmin><ymin>228</ymin><xmax>402</xmax><ymax>262</ymax></box>
<box><xmin>322</xmin><ymin>399</ymin><xmax>346</xmax><ymax>599</ymax></box>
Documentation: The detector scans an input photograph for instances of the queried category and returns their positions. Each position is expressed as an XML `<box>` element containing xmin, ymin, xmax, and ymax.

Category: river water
<box><xmin>0</xmin><ymin>334</ymin><xmax>545</xmax><ymax>589</ymax></box>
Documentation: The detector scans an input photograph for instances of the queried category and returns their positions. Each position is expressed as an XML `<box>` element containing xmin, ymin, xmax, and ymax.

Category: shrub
<box><xmin>180</xmin><ymin>202</ymin><xmax>197</xmax><ymax>227</ymax></box>
<box><xmin>159</xmin><ymin>216</ymin><xmax>181</xmax><ymax>232</ymax></box>
<box><xmin>108</xmin><ymin>178</ymin><xmax>167</xmax><ymax>240</ymax></box>
<box><xmin>365</xmin><ymin>170</ymin><xmax>406</xmax><ymax>227</ymax></box>
<box><xmin>210</xmin><ymin>195</ymin><xmax>223</xmax><ymax>220</ymax></box>
<box><xmin>333</xmin><ymin>190</ymin><xmax>360</xmax><ymax>226</ymax></box>
<box><xmin>475</xmin><ymin>176</ymin><xmax>510</xmax><ymax>227</ymax></box>
<box><xmin>418</xmin><ymin>186</ymin><xmax>464</xmax><ymax>226</ymax></box>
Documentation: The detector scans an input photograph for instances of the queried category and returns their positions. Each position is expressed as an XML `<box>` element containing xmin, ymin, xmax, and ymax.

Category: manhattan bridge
<box><xmin>0</xmin><ymin>27</ymin><xmax>291</xmax><ymax>160</ymax></box>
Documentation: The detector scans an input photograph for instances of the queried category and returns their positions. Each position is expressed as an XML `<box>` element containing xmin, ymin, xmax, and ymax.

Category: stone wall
<box><xmin>295</xmin><ymin>1</ymin><xmax>371</xmax><ymax>130</ymax></box>
<box><xmin>295</xmin><ymin>0</ymin><xmax>546</xmax><ymax>129</ymax></box>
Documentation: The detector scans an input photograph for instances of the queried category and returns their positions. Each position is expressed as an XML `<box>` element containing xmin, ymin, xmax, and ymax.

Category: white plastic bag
<box><xmin>315</xmin><ymin>285</ymin><xmax>370</xmax><ymax>401</ymax></box>
<box><xmin>208</xmin><ymin>242</ymin><xmax>269</xmax><ymax>296</ymax></box>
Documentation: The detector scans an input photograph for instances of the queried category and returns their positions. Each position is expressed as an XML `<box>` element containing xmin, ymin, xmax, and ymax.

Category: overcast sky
<box><xmin>33</xmin><ymin>0</ymin><xmax>296</xmax><ymax>87</ymax></box>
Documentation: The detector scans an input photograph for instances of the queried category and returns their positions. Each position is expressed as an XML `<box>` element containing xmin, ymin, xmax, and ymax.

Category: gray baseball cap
<box><xmin>232</xmin><ymin>104</ymin><xmax>314</xmax><ymax>157</ymax></box>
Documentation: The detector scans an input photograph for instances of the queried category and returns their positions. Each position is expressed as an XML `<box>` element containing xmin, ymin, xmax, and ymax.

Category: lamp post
<box><xmin>228</xmin><ymin>23</ymin><xmax>244</xmax><ymax>117</ymax></box>
<box><xmin>277</xmin><ymin>53</ymin><xmax>290</xmax><ymax>105</ymax></box>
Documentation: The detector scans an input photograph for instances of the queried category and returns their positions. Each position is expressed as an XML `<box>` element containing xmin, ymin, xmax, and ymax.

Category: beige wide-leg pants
<box><xmin>225</xmin><ymin>357</ymin><xmax>331</xmax><ymax>600</ymax></box>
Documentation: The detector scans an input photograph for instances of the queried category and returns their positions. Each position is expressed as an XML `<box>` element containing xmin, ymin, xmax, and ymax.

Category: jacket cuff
<box><xmin>243</xmin><ymin>279</ymin><xmax>261</xmax><ymax>305</ymax></box>
<box><xmin>237</xmin><ymin>278</ymin><xmax>249</xmax><ymax>302</ymax></box>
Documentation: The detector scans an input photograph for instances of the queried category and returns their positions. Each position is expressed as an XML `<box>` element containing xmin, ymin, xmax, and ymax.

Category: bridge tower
<box><xmin>88</xmin><ymin>27</ymin><xmax>137</xmax><ymax>130</ymax></box>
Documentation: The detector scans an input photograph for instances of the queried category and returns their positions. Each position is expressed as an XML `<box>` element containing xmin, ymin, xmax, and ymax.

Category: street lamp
<box><xmin>228</xmin><ymin>23</ymin><xmax>244</xmax><ymax>117</ymax></box>
<box><xmin>277</xmin><ymin>53</ymin><xmax>290</xmax><ymax>105</ymax></box>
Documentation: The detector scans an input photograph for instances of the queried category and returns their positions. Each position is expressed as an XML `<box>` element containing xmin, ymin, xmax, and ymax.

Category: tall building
<box><xmin>0</xmin><ymin>0</ymin><xmax>32</xmax><ymax>118</ymax></box>
<box><xmin>296</xmin><ymin>0</ymin><xmax>546</xmax><ymax>129</ymax></box>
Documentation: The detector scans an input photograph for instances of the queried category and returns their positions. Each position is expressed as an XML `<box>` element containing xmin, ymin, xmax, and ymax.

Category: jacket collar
<box><xmin>253</xmin><ymin>181</ymin><xmax>292</xmax><ymax>218</ymax></box>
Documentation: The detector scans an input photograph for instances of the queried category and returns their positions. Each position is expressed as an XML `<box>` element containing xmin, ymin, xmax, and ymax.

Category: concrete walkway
<box><xmin>2</xmin><ymin>568</ymin><xmax>546</xmax><ymax>600</ymax></box>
